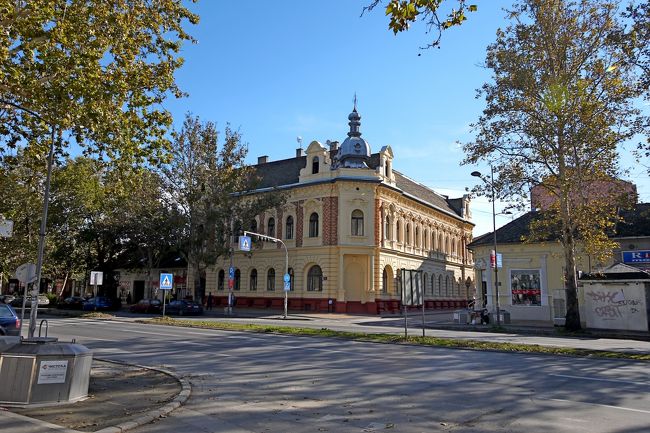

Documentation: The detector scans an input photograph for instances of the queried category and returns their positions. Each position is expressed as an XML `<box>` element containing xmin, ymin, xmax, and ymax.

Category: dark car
<box><xmin>0</xmin><ymin>294</ymin><xmax>16</xmax><ymax>304</ymax></box>
<box><xmin>130</xmin><ymin>298</ymin><xmax>162</xmax><ymax>314</ymax></box>
<box><xmin>166</xmin><ymin>300</ymin><xmax>203</xmax><ymax>316</ymax></box>
<box><xmin>11</xmin><ymin>294</ymin><xmax>50</xmax><ymax>309</ymax></box>
<box><xmin>0</xmin><ymin>304</ymin><xmax>20</xmax><ymax>336</ymax></box>
<box><xmin>82</xmin><ymin>296</ymin><xmax>114</xmax><ymax>312</ymax></box>
<box><xmin>57</xmin><ymin>296</ymin><xmax>85</xmax><ymax>310</ymax></box>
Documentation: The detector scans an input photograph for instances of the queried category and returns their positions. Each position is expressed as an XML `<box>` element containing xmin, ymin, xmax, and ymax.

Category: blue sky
<box><xmin>161</xmin><ymin>0</ymin><xmax>649</xmax><ymax>236</ymax></box>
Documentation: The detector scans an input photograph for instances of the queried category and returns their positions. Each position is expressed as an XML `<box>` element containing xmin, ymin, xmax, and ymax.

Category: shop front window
<box><xmin>510</xmin><ymin>270</ymin><xmax>542</xmax><ymax>306</ymax></box>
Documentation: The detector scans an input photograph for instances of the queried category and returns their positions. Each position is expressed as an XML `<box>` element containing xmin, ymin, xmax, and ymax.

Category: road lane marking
<box><xmin>550</xmin><ymin>373</ymin><xmax>648</xmax><ymax>387</ymax></box>
<box><xmin>548</xmin><ymin>398</ymin><xmax>650</xmax><ymax>415</ymax></box>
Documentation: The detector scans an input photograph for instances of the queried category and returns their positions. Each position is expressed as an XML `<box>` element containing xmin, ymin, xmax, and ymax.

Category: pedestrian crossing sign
<box><xmin>160</xmin><ymin>273</ymin><xmax>173</xmax><ymax>290</ymax></box>
<box><xmin>239</xmin><ymin>235</ymin><xmax>252</xmax><ymax>252</ymax></box>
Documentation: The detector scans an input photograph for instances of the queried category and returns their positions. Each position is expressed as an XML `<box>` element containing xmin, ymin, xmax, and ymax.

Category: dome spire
<box><xmin>347</xmin><ymin>94</ymin><xmax>362</xmax><ymax>138</ymax></box>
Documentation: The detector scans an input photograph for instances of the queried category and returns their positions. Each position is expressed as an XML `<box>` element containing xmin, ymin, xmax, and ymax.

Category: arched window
<box><xmin>396</xmin><ymin>220</ymin><xmax>401</xmax><ymax>242</ymax></box>
<box><xmin>312</xmin><ymin>156</ymin><xmax>319</xmax><ymax>174</ymax></box>
<box><xmin>445</xmin><ymin>275</ymin><xmax>450</xmax><ymax>296</ymax></box>
<box><xmin>415</xmin><ymin>226</ymin><xmax>420</xmax><ymax>247</ymax></box>
<box><xmin>406</xmin><ymin>223</ymin><xmax>411</xmax><ymax>245</ymax></box>
<box><xmin>431</xmin><ymin>274</ymin><xmax>436</xmax><ymax>296</ymax></box>
<box><xmin>267</xmin><ymin>268</ymin><xmax>275</xmax><ymax>291</ymax></box>
<box><xmin>385</xmin><ymin>161</ymin><xmax>391</xmax><ymax>177</ymax></box>
<box><xmin>382</xmin><ymin>267</ymin><xmax>389</xmax><ymax>293</ymax></box>
<box><xmin>249</xmin><ymin>269</ymin><xmax>257</xmax><ymax>291</ymax></box>
<box><xmin>234</xmin><ymin>269</ymin><xmax>241</xmax><ymax>291</ymax></box>
<box><xmin>307</xmin><ymin>265</ymin><xmax>323</xmax><ymax>291</ymax></box>
<box><xmin>267</xmin><ymin>217</ymin><xmax>275</xmax><ymax>238</ymax></box>
<box><xmin>309</xmin><ymin>212</ymin><xmax>319</xmax><ymax>237</ymax></box>
<box><xmin>438</xmin><ymin>275</ymin><xmax>443</xmax><ymax>296</ymax></box>
<box><xmin>288</xmin><ymin>267</ymin><xmax>295</xmax><ymax>291</ymax></box>
<box><xmin>217</xmin><ymin>270</ymin><xmax>225</xmax><ymax>291</ymax></box>
<box><xmin>285</xmin><ymin>216</ymin><xmax>294</xmax><ymax>240</ymax></box>
<box><xmin>438</xmin><ymin>234</ymin><xmax>443</xmax><ymax>252</ymax></box>
<box><xmin>351</xmin><ymin>209</ymin><xmax>364</xmax><ymax>236</ymax></box>
<box><xmin>423</xmin><ymin>228</ymin><xmax>428</xmax><ymax>250</ymax></box>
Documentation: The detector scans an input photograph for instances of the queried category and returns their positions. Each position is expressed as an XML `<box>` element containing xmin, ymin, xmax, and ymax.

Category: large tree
<box><xmin>0</xmin><ymin>0</ymin><xmax>198</xmax><ymax>164</ymax></box>
<box><xmin>463</xmin><ymin>0</ymin><xmax>641</xmax><ymax>330</ymax></box>
<box><xmin>163</xmin><ymin>115</ymin><xmax>284</xmax><ymax>301</ymax></box>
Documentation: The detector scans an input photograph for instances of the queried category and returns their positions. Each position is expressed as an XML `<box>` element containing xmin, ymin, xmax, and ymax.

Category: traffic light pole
<box><xmin>243</xmin><ymin>231</ymin><xmax>289</xmax><ymax>319</ymax></box>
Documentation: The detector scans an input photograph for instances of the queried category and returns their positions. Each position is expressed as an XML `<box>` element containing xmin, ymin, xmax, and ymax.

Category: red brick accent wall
<box><xmin>323</xmin><ymin>196</ymin><xmax>339</xmax><ymax>246</ymax></box>
<box><xmin>276</xmin><ymin>208</ymin><xmax>283</xmax><ymax>249</ymax></box>
<box><xmin>375</xmin><ymin>199</ymin><xmax>381</xmax><ymax>247</ymax></box>
<box><xmin>296</xmin><ymin>200</ymin><xmax>304</xmax><ymax>247</ymax></box>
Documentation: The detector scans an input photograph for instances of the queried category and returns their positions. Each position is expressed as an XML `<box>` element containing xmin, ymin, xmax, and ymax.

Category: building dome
<box><xmin>337</xmin><ymin>105</ymin><xmax>371</xmax><ymax>169</ymax></box>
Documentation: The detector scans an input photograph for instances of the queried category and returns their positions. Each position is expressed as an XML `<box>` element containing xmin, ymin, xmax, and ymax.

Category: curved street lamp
<box><xmin>471</xmin><ymin>166</ymin><xmax>502</xmax><ymax>326</ymax></box>
<box><xmin>0</xmin><ymin>98</ymin><xmax>57</xmax><ymax>339</ymax></box>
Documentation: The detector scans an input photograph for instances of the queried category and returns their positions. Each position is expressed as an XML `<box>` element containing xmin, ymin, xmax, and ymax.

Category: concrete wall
<box><xmin>579</xmin><ymin>281</ymin><xmax>649</xmax><ymax>332</ymax></box>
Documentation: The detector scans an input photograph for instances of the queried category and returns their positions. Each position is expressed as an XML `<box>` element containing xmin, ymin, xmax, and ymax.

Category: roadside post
<box><xmin>90</xmin><ymin>271</ymin><xmax>103</xmax><ymax>298</ymax></box>
<box><xmin>15</xmin><ymin>263</ymin><xmax>37</xmax><ymax>334</ymax></box>
<box><xmin>160</xmin><ymin>273</ymin><xmax>173</xmax><ymax>316</ymax></box>
<box><xmin>241</xmin><ymin>231</ymin><xmax>289</xmax><ymax>319</ymax></box>
<box><xmin>283</xmin><ymin>272</ymin><xmax>291</xmax><ymax>319</ymax></box>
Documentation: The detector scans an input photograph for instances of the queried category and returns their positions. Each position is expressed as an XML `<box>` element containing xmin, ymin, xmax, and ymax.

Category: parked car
<box><xmin>0</xmin><ymin>304</ymin><xmax>20</xmax><ymax>336</ymax></box>
<box><xmin>10</xmin><ymin>294</ymin><xmax>50</xmax><ymax>309</ymax></box>
<box><xmin>82</xmin><ymin>296</ymin><xmax>114</xmax><ymax>312</ymax></box>
<box><xmin>0</xmin><ymin>294</ymin><xmax>16</xmax><ymax>304</ymax></box>
<box><xmin>57</xmin><ymin>296</ymin><xmax>86</xmax><ymax>310</ymax></box>
<box><xmin>166</xmin><ymin>300</ymin><xmax>203</xmax><ymax>316</ymax></box>
<box><xmin>130</xmin><ymin>298</ymin><xmax>162</xmax><ymax>314</ymax></box>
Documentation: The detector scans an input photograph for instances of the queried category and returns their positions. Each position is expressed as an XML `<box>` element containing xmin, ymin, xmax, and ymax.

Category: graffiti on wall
<box><xmin>585</xmin><ymin>289</ymin><xmax>643</xmax><ymax>320</ymax></box>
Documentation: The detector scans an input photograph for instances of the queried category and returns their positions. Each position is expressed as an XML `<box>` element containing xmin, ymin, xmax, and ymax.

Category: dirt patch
<box><xmin>11</xmin><ymin>360</ymin><xmax>181</xmax><ymax>432</ymax></box>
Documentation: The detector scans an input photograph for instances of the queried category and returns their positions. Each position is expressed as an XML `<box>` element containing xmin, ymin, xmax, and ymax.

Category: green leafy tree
<box><xmin>364</xmin><ymin>0</ymin><xmax>477</xmax><ymax>48</ymax></box>
<box><xmin>0</xmin><ymin>0</ymin><xmax>198</xmax><ymax>164</ymax></box>
<box><xmin>117</xmin><ymin>167</ymin><xmax>183</xmax><ymax>297</ymax></box>
<box><xmin>463</xmin><ymin>0</ymin><xmax>641</xmax><ymax>331</ymax></box>
<box><xmin>0</xmin><ymin>148</ymin><xmax>44</xmax><ymax>287</ymax></box>
<box><xmin>163</xmin><ymin>115</ymin><xmax>284</xmax><ymax>302</ymax></box>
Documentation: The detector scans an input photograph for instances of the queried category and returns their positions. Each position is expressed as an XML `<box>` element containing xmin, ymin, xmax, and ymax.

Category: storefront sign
<box><xmin>622</xmin><ymin>250</ymin><xmax>650</xmax><ymax>264</ymax></box>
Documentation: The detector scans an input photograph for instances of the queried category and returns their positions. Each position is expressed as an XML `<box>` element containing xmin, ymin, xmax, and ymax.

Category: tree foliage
<box><xmin>463</xmin><ymin>0</ymin><xmax>641</xmax><ymax>330</ymax></box>
<box><xmin>0</xmin><ymin>0</ymin><xmax>198</xmax><ymax>164</ymax></box>
<box><xmin>364</xmin><ymin>0</ymin><xmax>477</xmax><ymax>48</ymax></box>
<box><xmin>162</xmin><ymin>115</ymin><xmax>285</xmax><ymax>301</ymax></box>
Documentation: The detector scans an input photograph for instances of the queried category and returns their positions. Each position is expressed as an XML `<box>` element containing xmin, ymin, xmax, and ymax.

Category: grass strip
<box><xmin>139</xmin><ymin>316</ymin><xmax>650</xmax><ymax>361</ymax></box>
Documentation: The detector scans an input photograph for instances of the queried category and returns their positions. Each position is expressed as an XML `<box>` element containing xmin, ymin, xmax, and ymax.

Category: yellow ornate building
<box><xmin>204</xmin><ymin>106</ymin><xmax>476</xmax><ymax>313</ymax></box>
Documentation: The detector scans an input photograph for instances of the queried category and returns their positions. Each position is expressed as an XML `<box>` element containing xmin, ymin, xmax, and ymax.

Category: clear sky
<box><xmin>162</xmin><ymin>0</ymin><xmax>649</xmax><ymax>237</ymax></box>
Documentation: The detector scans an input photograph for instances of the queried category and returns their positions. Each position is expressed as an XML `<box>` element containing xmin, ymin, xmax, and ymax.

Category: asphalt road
<box><xmin>39</xmin><ymin>316</ymin><xmax>650</xmax><ymax>433</ymax></box>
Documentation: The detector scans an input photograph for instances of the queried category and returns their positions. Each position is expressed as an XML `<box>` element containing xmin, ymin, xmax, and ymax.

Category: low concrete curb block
<box><xmin>94</xmin><ymin>358</ymin><xmax>191</xmax><ymax>433</ymax></box>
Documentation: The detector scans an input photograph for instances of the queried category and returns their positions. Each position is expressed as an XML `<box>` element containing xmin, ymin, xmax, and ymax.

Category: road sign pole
<box><xmin>244</xmin><ymin>231</ymin><xmax>289</xmax><ymax>319</ymax></box>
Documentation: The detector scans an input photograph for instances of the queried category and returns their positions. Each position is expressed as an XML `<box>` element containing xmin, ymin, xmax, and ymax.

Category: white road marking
<box><xmin>550</xmin><ymin>373</ymin><xmax>648</xmax><ymax>387</ymax></box>
<box><xmin>548</xmin><ymin>398</ymin><xmax>650</xmax><ymax>415</ymax></box>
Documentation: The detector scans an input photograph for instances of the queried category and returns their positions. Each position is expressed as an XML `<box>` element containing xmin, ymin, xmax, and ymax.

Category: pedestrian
<box><xmin>207</xmin><ymin>292</ymin><xmax>213</xmax><ymax>311</ymax></box>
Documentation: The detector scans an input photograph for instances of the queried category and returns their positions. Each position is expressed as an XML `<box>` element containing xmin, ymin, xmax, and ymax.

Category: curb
<box><xmin>0</xmin><ymin>358</ymin><xmax>191</xmax><ymax>433</ymax></box>
<box><xmin>93</xmin><ymin>358</ymin><xmax>191</xmax><ymax>433</ymax></box>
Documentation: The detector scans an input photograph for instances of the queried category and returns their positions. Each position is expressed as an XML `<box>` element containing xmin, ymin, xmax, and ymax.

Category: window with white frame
<box><xmin>510</xmin><ymin>270</ymin><xmax>542</xmax><ymax>306</ymax></box>
<box><xmin>285</xmin><ymin>216</ymin><xmax>294</xmax><ymax>240</ymax></box>
<box><xmin>309</xmin><ymin>212</ymin><xmax>319</xmax><ymax>237</ymax></box>
<box><xmin>307</xmin><ymin>265</ymin><xmax>323</xmax><ymax>291</ymax></box>
<box><xmin>351</xmin><ymin>209</ymin><xmax>364</xmax><ymax>236</ymax></box>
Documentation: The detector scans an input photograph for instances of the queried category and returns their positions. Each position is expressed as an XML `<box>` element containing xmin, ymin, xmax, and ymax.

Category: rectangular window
<box><xmin>510</xmin><ymin>270</ymin><xmax>542</xmax><ymax>306</ymax></box>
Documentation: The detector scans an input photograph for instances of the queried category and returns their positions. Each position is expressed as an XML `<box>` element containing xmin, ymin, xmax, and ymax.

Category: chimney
<box><xmin>296</xmin><ymin>148</ymin><xmax>303</xmax><ymax>158</ymax></box>
<box><xmin>257</xmin><ymin>155</ymin><xmax>269</xmax><ymax>164</ymax></box>
<box><xmin>328</xmin><ymin>140</ymin><xmax>339</xmax><ymax>152</ymax></box>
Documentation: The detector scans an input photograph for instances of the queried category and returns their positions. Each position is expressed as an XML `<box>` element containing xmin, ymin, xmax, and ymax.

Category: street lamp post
<box><xmin>0</xmin><ymin>99</ymin><xmax>57</xmax><ymax>338</ymax></box>
<box><xmin>471</xmin><ymin>166</ymin><xmax>501</xmax><ymax>326</ymax></box>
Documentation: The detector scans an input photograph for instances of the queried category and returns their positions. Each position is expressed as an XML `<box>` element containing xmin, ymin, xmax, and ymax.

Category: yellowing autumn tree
<box><xmin>463</xmin><ymin>0</ymin><xmax>642</xmax><ymax>331</ymax></box>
